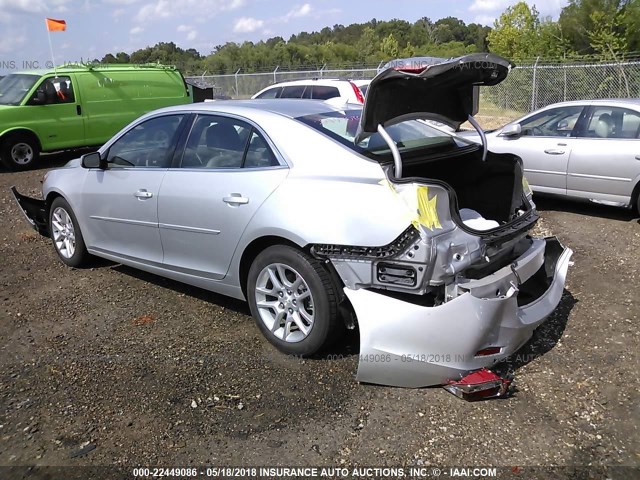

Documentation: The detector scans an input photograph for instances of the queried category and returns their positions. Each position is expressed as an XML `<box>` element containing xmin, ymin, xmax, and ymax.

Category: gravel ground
<box><xmin>0</xmin><ymin>153</ymin><xmax>638</xmax><ymax>478</ymax></box>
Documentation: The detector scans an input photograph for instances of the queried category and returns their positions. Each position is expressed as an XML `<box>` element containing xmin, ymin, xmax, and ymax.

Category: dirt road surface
<box><xmin>0</xmin><ymin>153</ymin><xmax>638</xmax><ymax>478</ymax></box>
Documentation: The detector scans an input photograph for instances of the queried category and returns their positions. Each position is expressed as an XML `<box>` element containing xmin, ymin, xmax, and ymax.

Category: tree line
<box><xmin>97</xmin><ymin>0</ymin><xmax>640</xmax><ymax>74</ymax></box>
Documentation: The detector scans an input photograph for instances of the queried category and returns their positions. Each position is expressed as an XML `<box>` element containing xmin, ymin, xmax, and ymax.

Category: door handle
<box><xmin>76</xmin><ymin>105</ymin><xmax>82</xmax><ymax>116</ymax></box>
<box><xmin>223</xmin><ymin>194</ymin><xmax>249</xmax><ymax>205</ymax></box>
<box><xmin>544</xmin><ymin>149</ymin><xmax>565</xmax><ymax>155</ymax></box>
<box><xmin>134</xmin><ymin>189</ymin><xmax>153</xmax><ymax>199</ymax></box>
<box><xmin>635</xmin><ymin>155</ymin><xmax>640</xmax><ymax>161</ymax></box>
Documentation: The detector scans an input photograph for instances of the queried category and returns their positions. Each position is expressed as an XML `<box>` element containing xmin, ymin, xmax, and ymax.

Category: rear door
<box><xmin>157</xmin><ymin>114</ymin><xmax>288</xmax><ymax>279</ymax></box>
<box><xmin>567</xmin><ymin>105</ymin><xmax>640</xmax><ymax>204</ymax></box>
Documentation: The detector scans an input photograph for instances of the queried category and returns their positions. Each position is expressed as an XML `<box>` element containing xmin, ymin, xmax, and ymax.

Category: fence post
<box><xmin>320</xmin><ymin>64</ymin><xmax>326</xmax><ymax>78</ymax></box>
<box><xmin>234</xmin><ymin>68</ymin><xmax>241</xmax><ymax>97</ymax></box>
<box><xmin>273</xmin><ymin>65</ymin><xmax>279</xmax><ymax>84</ymax></box>
<box><xmin>531</xmin><ymin>56</ymin><xmax>539</xmax><ymax>111</ymax></box>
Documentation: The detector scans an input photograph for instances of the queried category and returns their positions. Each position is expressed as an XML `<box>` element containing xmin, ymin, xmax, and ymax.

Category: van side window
<box><xmin>106</xmin><ymin>115</ymin><xmax>184</xmax><ymax>168</ymax></box>
<box><xmin>33</xmin><ymin>76</ymin><xmax>75</xmax><ymax>105</ymax></box>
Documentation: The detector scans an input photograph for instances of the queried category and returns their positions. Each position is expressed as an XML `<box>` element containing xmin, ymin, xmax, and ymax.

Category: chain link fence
<box><xmin>186</xmin><ymin>59</ymin><xmax>640</xmax><ymax>128</ymax></box>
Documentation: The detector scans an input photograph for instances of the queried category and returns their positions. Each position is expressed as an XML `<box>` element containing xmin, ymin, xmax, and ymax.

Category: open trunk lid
<box><xmin>356</xmin><ymin>53</ymin><xmax>513</xmax><ymax>141</ymax></box>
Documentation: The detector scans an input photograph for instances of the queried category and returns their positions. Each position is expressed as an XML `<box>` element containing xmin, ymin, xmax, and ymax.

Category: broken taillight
<box><xmin>349</xmin><ymin>81</ymin><xmax>365</xmax><ymax>104</ymax></box>
<box><xmin>474</xmin><ymin>347</ymin><xmax>502</xmax><ymax>356</ymax></box>
<box><xmin>443</xmin><ymin>368</ymin><xmax>512</xmax><ymax>401</ymax></box>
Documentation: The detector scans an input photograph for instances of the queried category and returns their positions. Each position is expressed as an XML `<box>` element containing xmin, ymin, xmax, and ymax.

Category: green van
<box><xmin>0</xmin><ymin>64</ymin><xmax>191</xmax><ymax>170</ymax></box>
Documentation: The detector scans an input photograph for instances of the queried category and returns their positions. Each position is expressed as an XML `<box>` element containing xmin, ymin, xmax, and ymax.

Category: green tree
<box><xmin>380</xmin><ymin>33</ymin><xmax>400</xmax><ymax>58</ymax></box>
<box><xmin>487</xmin><ymin>2</ymin><xmax>543</xmax><ymax>59</ymax></box>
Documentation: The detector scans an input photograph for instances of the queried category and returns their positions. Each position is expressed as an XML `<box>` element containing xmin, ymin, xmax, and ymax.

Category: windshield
<box><xmin>296</xmin><ymin>109</ymin><xmax>466</xmax><ymax>156</ymax></box>
<box><xmin>0</xmin><ymin>74</ymin><xmax>40</xmax><ymax>105</ymax></box>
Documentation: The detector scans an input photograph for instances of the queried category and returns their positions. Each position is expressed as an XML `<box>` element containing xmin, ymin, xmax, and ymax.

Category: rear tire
<box><xmin>247</xmin><ymin>245</ymin><xmax>340</xmax><ymax>356</ymax></box>
<box><xmin>1</xmin><ymin>133</ymin><xmax>40</xmax><ymax>171</ymax></box>
<box><xmin>49</xmin><ymin>197</ymin><xmax>91</xmax><ymax>268</ymax></box>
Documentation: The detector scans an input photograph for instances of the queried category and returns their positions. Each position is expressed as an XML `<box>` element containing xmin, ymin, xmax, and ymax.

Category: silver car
<box><xmin>465</xmin><ymin>99</ymin><xmax>640</xmax><ymax>212</ymax></box>
<box><xmin>12</xmin><ymin>54</ymin><xmax>572</xmax><ymax>390</ymax></box>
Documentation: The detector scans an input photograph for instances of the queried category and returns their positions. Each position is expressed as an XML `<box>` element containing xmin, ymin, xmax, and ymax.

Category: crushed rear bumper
<box><xmin>346</xmin><ymin>237</ymin><xmax>572</xmax><ymax>388</ymax></box>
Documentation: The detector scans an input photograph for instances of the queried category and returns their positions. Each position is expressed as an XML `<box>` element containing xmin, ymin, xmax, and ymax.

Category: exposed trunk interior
<box><xmin>399</xmin><ymin>147</ymin><xmax>526</xmax><ymax>225</ymax></box>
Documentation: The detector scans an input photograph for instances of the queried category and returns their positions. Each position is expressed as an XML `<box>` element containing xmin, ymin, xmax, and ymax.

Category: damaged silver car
<box><xmin>12</xmin><ymin>54</ymin><xmax>571</xmax><ymax>390</ymax></box>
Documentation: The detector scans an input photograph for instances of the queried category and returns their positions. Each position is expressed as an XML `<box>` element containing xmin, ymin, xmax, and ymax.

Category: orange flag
<box><xmin>46</xmin><ymin>18</ymin><xmax>66</xmax><ymax>32</ymax></box>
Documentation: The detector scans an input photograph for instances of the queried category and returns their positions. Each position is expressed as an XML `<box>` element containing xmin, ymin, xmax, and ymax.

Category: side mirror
<box><xmin>500</xmin><ymin>123</ymin><xmax>522</xmax><ymax>138</ymax></box>
<box><xmin>81</xmin><ymin>151</ymin><xmax>107</xmax><ymax>169</ymax></box>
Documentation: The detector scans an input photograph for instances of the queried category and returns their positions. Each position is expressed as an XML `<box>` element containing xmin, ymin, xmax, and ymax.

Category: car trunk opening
<box><xmin>396</xmin><ymin>146</ymin><xmax>527</xmax><ymax>227</ymax></box>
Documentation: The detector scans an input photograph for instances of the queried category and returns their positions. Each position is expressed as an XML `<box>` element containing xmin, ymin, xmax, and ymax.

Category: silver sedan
<box><xmin>12</xmin><ymin>54</ymin><xmax>571</xmax><ymax>392</ymax></box>
<box><xmin>467</xmin><ymin>99</ymin><xmax>640</xmax><ymax>212</ymax></box>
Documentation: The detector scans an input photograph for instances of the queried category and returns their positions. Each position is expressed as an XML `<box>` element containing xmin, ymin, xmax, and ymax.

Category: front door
<box><xmin>25</xmin><ymin>75</ymin><xmax>85</xmax><ymax>150</ymax></box>
<box><xmin>79</xmin><ymin>114</ymin><xmax>186</xmax><ymax>264</ymax></box>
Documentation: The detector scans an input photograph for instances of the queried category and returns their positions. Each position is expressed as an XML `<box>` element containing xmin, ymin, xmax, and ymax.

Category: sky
<box><xmin>0</xmin><ymin>0</ymin><xmax>568</xmax><ymax>74</ymax></box>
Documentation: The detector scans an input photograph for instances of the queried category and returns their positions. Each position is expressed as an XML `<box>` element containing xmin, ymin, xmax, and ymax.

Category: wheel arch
<box><xmin>238</xmin><ymin>234</ymin><xmax>353</xmax><ymax>329</ymax></box>
<box><xmin>632</xmin><ymin>178</ymin><xmax>640</xmax><ymax>213</ymax></box>
<box><xmin>0</xmin><ymin>128</ymin><xmax>42</xmax><ymax>152</ymax></box>
<box><xmin>238</xmin><ymin>235</ymin><xmax>302</xmax><ymax>298</ymax></box>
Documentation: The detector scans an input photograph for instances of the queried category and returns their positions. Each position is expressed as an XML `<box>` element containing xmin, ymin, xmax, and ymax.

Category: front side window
<box><xmin>519</xmin><ymin>106</ymin><xmax>584</xmax><ymax>137</ymax></box>
<box><xmin>28</xmin><ymin>76</ymin><xmax>75</xmax><ymax>105</ymax></box>
<box><xmin>0</xmin><ymin>74</ymin><xmax>40</xmax><ymax>105</ymax></box>
<box><xmin>280</xmin><ymin>85</ymin><xmax>308</xmax><ymax>98</ymax></box>
<box><xmin>581</xmin><ymin>106</ymin><xmax>640</xmax><ymax>139</ymax></box>
<box><xmin>106</xmin><ymin>115</ymin><xmax>184</xmax><ymax>168</ymax></box>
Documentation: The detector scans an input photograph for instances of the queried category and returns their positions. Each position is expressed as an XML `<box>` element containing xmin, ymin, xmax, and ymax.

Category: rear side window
<box><xmin>281</xmin><ymin>85</ymin><xmax>308</xmax><ymax>98</ymax></box>
<box><xmin>181</xmin><ymin>115</ymin><xmax>279</xmax><ymax>169</ymax></box>
<box><xmin>312</xmin><ymin>86</ymin><xmax>340</xmax><ymax>100</ymax></box>
<box><xmin>581</xmin><ymin>106</ymin><xmax>640</xmax><ymax>139</ymax></box>
<box><xmin>256</xmin><ymin>87</ymin><xmax>281</xmax><ymax>99</ymax></box>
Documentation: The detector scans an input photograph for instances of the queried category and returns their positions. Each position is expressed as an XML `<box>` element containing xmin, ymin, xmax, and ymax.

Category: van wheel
<box><xmin>1</xmin><ymin>134</ymin><xmax>40</xmax><ymax>171</ymax></box>
<box><xmin>247</xmin><ymin>245</ymin><xmax>340</xmax><ymax>356</ymax></box>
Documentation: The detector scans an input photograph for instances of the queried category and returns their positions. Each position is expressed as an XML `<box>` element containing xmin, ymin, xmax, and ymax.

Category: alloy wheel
<box><xmin>51</xmin><ymin>207</ymin><xmax>76</xmax><ymax>259</ymax></box>
<box><xmin>254</xmin><ymin>263</ymin><xmax>315</xmax><ymax>343</ymax></box>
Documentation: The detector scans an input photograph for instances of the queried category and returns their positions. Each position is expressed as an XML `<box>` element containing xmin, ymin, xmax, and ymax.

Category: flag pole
<box><xmin>45</xmin><ymin>18</ymin><xmax>57</xmax><ymax>76</ymax></box>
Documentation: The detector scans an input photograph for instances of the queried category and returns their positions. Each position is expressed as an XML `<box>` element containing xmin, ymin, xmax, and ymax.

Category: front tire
<box><xmin>49</xmin><ymin>197</ymin><xmax>91</xmax><ymax>268</ymax></box>
<box><xmin>1</xmin><ymin>133</ymin><xmax>40</xmax><ymax>171</ymax></box>
<box><xmin>247</xmin><ymin>245</ymin><xmax>340</xmax><ymax>356</ymax></box>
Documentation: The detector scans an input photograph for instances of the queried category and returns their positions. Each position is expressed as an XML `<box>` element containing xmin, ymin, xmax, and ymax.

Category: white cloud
<box><xmin>474</xmin><ymin>14</ymin><xmax>498</xmax><ymax>26</ymax></box>
<box><xmin>469</xmin><ymin>0</ymin><xmax>509</xmax><ymax>12</ymax></box>
<box><xmin>283</xmin><ymin>3</ymin><xmax>311</xmax><ymax>22</ymax></box>
<box><xmin>177</xmin><ymin>24</ymin><xmax>198</xmax><ymax>41</ymax></box>
<box><xmin>0</xmin><ymin>0</ymin><xmax>72</xmax><ymax>14</ymax></box>
<box><xmin>0</xmin><ymin>25</ymin><xmax>26</xmax><ymax>53</ymax></box>
<box><xmin>233</xmin><ymin>17</ymin><xmax>264</xmax><ymax>33</ymax></box>
<box><xmin>135</xmin><ymin>0</ymin><xmax>170</xmax><ymax>22</ymax></box>
<box><xmin>129</xmin><ymin>25</ymin><xmax>144</xmax><ymax>35</ymax></box>
<box><xmin>112</xmin><ymin>7</ymin><xmax>125</xmax><ymax>17</ymax></box>
<box><xmin>470</xmin><ymin>0</ymin><xmax>568</xmax><ymax>23</ymax></box>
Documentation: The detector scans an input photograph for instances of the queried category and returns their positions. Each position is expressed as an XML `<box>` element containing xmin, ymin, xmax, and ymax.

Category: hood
<box><xmin>357</xmin><ymin>53</ymin><xmax>513</xmax><ymax>141</ymax></box>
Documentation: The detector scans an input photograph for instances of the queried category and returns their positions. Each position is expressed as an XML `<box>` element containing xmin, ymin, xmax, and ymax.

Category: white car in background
<box><xmin>462</xmin><ymin>99</ymin><xmax>640</xmax><ymax>212</ymax></box>
<box><xmin>252</xmin><ymin>78</ymin><xmax>369</xmax><ymax>103</ymax></box>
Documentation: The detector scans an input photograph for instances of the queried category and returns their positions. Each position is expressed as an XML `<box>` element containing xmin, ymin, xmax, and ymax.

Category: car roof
<box><xmin>152</xmin><ymin>98</ymin><xmax>362</xmax><ymax>119</ymax></box>
<box><xmin>538</xmin><ymin>99</ymin><xmax>640</xmax><ymax>109</ymax></box>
